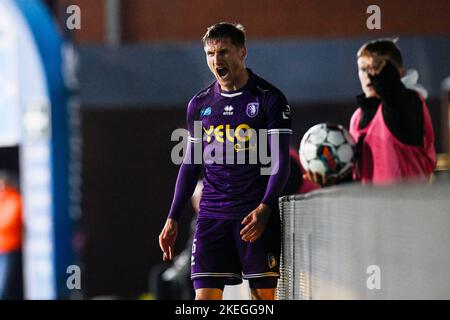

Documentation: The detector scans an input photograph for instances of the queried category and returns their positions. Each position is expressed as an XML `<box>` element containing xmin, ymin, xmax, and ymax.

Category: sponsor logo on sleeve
<box><xmin>196</xmin><ymin>88</ymin><xmax>211</xmax><ymax>98</ymax></box>
<box><xmin>282</xmin><ymin>105</ymin><xmax>291</xmax><ymax>119</ymax></box>
<box><xmin>268</xmin><ymin>254</ymin><xmax>277</xmax><ymax>269</ymax></box>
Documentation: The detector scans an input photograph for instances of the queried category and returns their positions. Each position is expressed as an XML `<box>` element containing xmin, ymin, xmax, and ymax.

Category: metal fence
<box><xmin>277</xmin><ymin>182</ymin><xmax>450</xmax><ymax>299</ymax></box>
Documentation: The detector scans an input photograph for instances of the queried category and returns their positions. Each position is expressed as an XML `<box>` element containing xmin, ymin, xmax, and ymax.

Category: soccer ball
<box><xmin>299</xmin><ymin>123</ymin><xmax>356</xmax><ymax>179</ymax></box>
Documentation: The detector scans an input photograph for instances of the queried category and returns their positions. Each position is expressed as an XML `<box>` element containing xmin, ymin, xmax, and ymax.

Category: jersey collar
<box><xmin>214</xmin><ymin>68</ymin><xmax>257</xmax><ymax>98</ymax></box>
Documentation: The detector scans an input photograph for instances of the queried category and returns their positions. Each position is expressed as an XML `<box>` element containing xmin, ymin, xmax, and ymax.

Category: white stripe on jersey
<box><xmin>191</xmin><ymin>272</ymin><xmax>243</xmax><ymax>279</ymax></box>
<box><xmin>220</xmin><ymin>91</ymin><xmax>244</xmax><ymax>98</ymax></box>
<box><xmin>188</xmin><ymin>136</ymin><xmax>202</xmax><ymax>143</ymax></box>
<box><xmin>268</xmin><ymin>129</ymin><xmax>293</xmax><ymax>135</ymax></box>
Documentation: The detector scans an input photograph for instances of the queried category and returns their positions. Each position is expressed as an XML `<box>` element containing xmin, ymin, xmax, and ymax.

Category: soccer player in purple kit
<box><xmin>159</xmin><ymin>22</ymin><xmax>291</xmax><ymax>300</ymax></box>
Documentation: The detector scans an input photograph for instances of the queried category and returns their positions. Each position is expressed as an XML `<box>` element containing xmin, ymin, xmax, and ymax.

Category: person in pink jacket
<box><xmin>350</xmin><ymin>38</ymin><xmax>436</xmax><ymax>185</ymax></box>
<box><xmin>306</xmin><ymin>39</ymin><xmax>436</xmax><ymax>186</ymax></box>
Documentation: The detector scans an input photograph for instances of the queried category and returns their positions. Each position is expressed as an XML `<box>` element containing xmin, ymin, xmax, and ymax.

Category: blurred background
<box><xmin>0</xmin><ymin>0</ymin><xmax>449</xmax><ymax>299</ymax></box>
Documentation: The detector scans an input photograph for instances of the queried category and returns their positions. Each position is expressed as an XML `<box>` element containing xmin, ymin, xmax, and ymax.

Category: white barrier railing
<box><xmin>277</xmin><ymin>182</ymin><xmax>450</xmax><ymax>300</ymax></box>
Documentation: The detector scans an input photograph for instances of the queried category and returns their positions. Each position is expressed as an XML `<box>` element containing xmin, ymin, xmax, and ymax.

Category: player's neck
<box><xmin>221</xmin><ymin>68</ymin><xmax>249</xmax><ymax>92</ymax></box>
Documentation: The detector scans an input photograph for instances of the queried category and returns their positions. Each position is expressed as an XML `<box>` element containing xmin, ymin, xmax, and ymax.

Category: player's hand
<box><xmin>303</xmin><ymin>170</ymin><xmax>336</xmax><ymax>187</ymax></box>
<box><xmin>159</xmin><ymin>218</ymin><xmax>178</xmax><ymax>261</ymax></box>
<box><xmin>240</xmin><ymin>203</ymin><xmax>271</xmax><ymax>243</ymax></box>
<box><xmin>365</xmin><ymin>53</ymin><xmax>387</xmax><ymax>77</ymax></box>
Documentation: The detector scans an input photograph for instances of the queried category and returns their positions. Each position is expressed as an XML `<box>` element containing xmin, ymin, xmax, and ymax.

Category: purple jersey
<box><xmin>187</xmin><ymin>69</ymin><xmax>292</xmax><ymax>220</ymax></box>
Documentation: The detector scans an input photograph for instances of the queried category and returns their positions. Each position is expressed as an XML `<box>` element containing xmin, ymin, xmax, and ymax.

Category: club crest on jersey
<box><xmin>200</xmin><ymin>106</ymin><xmax>212</xmax><ymax>117</ymax></box>
<box><xmin>246</xmin><ymin>102</ymin><xmax>259</xmax><ymax>118</ymax></box>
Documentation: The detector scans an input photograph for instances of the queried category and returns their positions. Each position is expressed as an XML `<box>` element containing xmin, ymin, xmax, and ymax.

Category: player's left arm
<box><xmin>241</xmin><ymin>93</ymin><xmax>292</xmax><ymax>243</ymax></box>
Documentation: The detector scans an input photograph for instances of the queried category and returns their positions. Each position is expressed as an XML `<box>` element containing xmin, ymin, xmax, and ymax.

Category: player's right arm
<box><xmin>159</xmin><ymin>218</ymin><xmax>178</xmax><ymax>261</ymax></box>
<box><xmin>159</xmin><ymin>99</ymin><xmax>201</xmax><ymax>261</ymax></box>
<box><xmin>366</xmin><ymin>56</ymin><xmax>424</xmax><ymax>147</ymax></box>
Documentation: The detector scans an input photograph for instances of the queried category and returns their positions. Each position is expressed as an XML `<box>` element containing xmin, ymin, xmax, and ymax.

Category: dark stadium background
<box><xmin>38</xmin><ymin>0</ymin><xmax>450</xmax><ymax>298</ymax></box>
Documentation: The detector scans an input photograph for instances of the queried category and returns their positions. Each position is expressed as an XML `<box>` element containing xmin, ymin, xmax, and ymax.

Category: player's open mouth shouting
<box><xmin>216</xmin><ymin>66</ymin><xmax>229</xmax><ymax>79</ymax></box>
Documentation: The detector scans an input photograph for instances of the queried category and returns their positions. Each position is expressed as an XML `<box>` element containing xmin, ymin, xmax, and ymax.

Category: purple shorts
<box><xmin>191</xmin><ymin>214</ymin><xmax>281</xmax><ymax>290</ymax></box>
